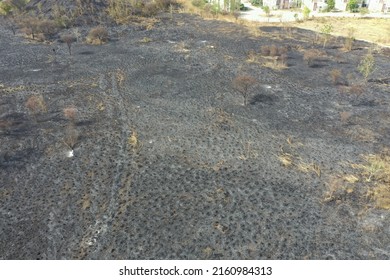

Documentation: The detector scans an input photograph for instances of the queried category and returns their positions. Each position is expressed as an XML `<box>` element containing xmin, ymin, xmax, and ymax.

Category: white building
<box><xmin>366</xmin><ymin>0</ymin><xmax>390</xmax><ymax>12</ymax></box>
<box><xmin>301</xmin><ymin>0</ymin><xmax>328</xmax><ymax>11</ymax></box>
<box><xmin>262</xmin><ymin>0</ymin><xmax>291</xmax><ymax>9</ymax></box>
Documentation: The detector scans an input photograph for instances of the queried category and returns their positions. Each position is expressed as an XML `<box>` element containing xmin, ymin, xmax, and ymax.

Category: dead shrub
<box><xmin>269</xmin><ymin>45</ymin><xmax>278</xmax><ymax>57</ymax></box>
<box><xmin>87</xmin><ymin>26</ymin><xmax>108</xmax><ymax>44</ymax></box>
<box><xmin>303</xmin><ymin>49</ymin><xmax>323</xmax><ymax>67</ymax></box>
<box><xmin>64</xmin><ymin>125</ymin><xmax>79</xmax><ymax>149</ymax></box>
<box><xmin>63</xmin><ymin>106</ymin><xmax>78</xmax><ymax>123</ymax></box>
<box><xmin>25</xmin><ymin>95</ymin><xmax>47</xmax><ymax>116</ymax></box>
<box><xmin>39</xmin><ymin>19</ymin><xmax>57</xmax><ymax>37</ymax></box>
<box><xmin>330</xmin><ymin>69</ymin><xmax>342</xmax><ymax>85</ymax></box>
<box><xmin>260</xmin><ymin>45</ymin><xmax>270</xmax><ymax>56</ymax></box>
<box><xmin>247</xmin><ymin>50</ymin><xmax>258</xmax><ymax>63</ymax></box>
<box><xmin>261</xmin><ymin>45</ymin><xmax>288</xmax><ymax>57</ymax></box>
<box><xmin>18</xmin><ymin>17</ymin><xmax>57</xmax><ymax>40</ymax></box>
<box><xmin>141</xmin><ymin>3</ymin><xmax>159</xmax><ymax>17</ymax></box>
<box><xmin>382</xmin><ymin>47</ymin><xmax>390</xmax><ymax>57</ymax></box>
<box><xmin>339</xmin><ymin>111</ymin><xmax>352</xmax><ymax>123</ymax></box>
<box><xmin>155</xmin><ymin>0</ymin><xmax>177</xmax><ymax>9</ymax></box>
<box><xmin>349</xmin><ymin>84</ymin><xmax>364</xmax><ymax>96</ymax></box>
<box><xmin>278</xmin><ymin>53</ymin><xmax>288</xmax><ymax>67</ymax></box>
<box><xmin>20</xmin><ymin>17</ymin><xmax>40</xmax><ymax>40</ymax></box>
<box><xmin>232</xmin><ymin>75</ymin><xmax>257</xmax><ymax>106</ymax></box>
<box><xmin>61</xmin><ymin>34</ymin><xmax>75</xmax><ymax>55</ymax></box>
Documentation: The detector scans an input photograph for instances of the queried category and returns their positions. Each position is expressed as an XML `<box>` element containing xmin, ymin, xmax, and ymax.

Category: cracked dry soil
<box><xmin>1</xmin><ymin>13</ymin><xmax>390</xmax><ymax>259</ymax></box>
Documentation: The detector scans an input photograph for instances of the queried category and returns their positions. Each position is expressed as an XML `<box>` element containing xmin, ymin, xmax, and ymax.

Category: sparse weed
<box><xmin>326</xmin><ymin>152</ymin><xmax>390</xmax><ymax>210</ymax></box>
<box><xmin>140</xmin><ymin>37</ymin><xmax>152</xmax><ymax>43</ymax></box>
<box><xmin>116</xmin><ymin>69</ymin><xmax>126</xmax><ymax>87</ymax></box>
<box><xmin>358</xmin><ymin>51</ymin><xmax>375</xmax><ymax>81</ymax></box>
<box><xmin>320</xmin><ymin>23</ymin><xmax>333</xmax><ymax>48</ymax></box>
<box><xmin>343</xmin><ymin>28</ymin><xmax>355</xmax><ymax>51</ymax></box>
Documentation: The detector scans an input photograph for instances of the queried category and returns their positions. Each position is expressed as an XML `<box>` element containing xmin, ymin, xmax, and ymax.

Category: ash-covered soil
<box><xmin>1</xmin><ymin>13</ymin><xmax>390</xmax><ymax>259</ymax></box>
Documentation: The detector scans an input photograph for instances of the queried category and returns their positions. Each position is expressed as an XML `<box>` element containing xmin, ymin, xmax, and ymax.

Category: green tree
<box><xmin>262</xmin><ymin>5</ymin><xmax>270</xmax><ymax>17</ymax></box>
<box><xmin>347</xmin><ymin>0</ymin><xmax>359</xmax><ymax>12</ymax></box>
<box><xmin>321</xmin><ymin>23</ymin><xmax>333</xmax><ymax>48</ymax></box>
<box><xmin>303</xmin><ymin>6</ymin><xmax>310</xmax><ymax>20</ymax></box>
<box><xmin>327</xmin><ymin>0</ymin><xmax>335</xmax><ymax>11</ymax></box>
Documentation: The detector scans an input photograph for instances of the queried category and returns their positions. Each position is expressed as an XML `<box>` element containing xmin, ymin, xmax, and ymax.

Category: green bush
<box><xmin>251</xmin><ymin>0</ymin><xmax>263</xmax><ymax>7</ymax></box>
<box><xmin>303</xmin><ymin>6</ymin><xmax>310</xmax><ymax>20</ymax></box>
<box><xmin>327</xmin><ymin>0</ymin><xmax>335</xmax><ymax>11</ymax></box>
<box><xmin>192</xmin><ymin>0</ymin><xmax>207</xmax><ymax>8</ymax></box>
<box><xmin>347</xmin><ymin>0</ymin><xmax>359</xmax><ymax>12</ymax></box>
<box><xmin>0</xmin><ymin>2</ymin><xmax>13</xmax><ymax>15</ymax></box>
<box><xmin>262</xmin><ymin>5</ymin><xmax>270</xmax><ymax>17</ymax></box>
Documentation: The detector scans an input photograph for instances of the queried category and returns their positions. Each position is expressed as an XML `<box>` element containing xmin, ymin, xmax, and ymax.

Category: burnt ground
<box><xmin>0</xmin><ymin>13</ymin><xmax>390</xmax><ymax>259</ymax></box>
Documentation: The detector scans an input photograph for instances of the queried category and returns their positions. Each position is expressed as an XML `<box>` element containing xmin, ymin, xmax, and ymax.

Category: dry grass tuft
<box><xmin>128</xmin><ymin>129</ymin><xmax>142</xmax><ymax>152</ymax></box>
<box><xmin>116</xmin><ymin>69</ymin><xmax>126</xmax><ymax>87</ymax></box>
<box><xmin>278</xmin><ymin>152</ymin><xmax>293</xmax><ymax>167</ymax></box>
<box><xmin>368</xmin><ymin>185</ymin><xmax>390</xmax><ymax>210</ymax></box>
<box><xmin>325</xmin><ymin>151</ymin><xmax>390</xmax><ymax>210</ymax></box>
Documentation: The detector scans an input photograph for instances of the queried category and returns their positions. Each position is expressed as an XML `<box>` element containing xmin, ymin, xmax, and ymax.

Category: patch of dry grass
<box><xmin>293</xmin><ymin>17</ymin><xmax>390</xmax><ymax>46</ymax></box>
<box><xmin>324</xmin><ymin>151</ymin><xmax>390</xmax><ymax>210</ymax></box>
<box><xmin>128</xmin><ymin>129</ymin><xmax>142</xmax><ymax>152</ymax></box>
<box><xmin>278</xmin><ymin>137</ymin><xmax>320</xmax><ymax>176</ymax></box>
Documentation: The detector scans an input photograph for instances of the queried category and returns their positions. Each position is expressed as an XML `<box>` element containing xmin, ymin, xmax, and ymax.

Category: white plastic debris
<box><xmin>66</xmin><ymin>150</ymin><xmax>74</xmax><ymax>158</ymax></box>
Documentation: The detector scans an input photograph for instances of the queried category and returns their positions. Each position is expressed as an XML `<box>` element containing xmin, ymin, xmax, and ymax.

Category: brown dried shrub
<box><xmin>260</xmin><ymin>45</ymin><xmax>270</xmax><ymax>56</ymax></box>
<box><xmin>63</xmin><ymin>106</ymin><xmax>78</xmax><ymax>123</ymax></box>
<box><xmin>303</xmin><ymin>49</ymin><xmax>323</xmax><ymax>67</ymax></box>
<box><xmin>349</xmin><ymin>84</ymin><xmax>364</xmax><ymax>95</ymax></box>
<box><xmin>269</xmin><ymin>45</ymin><xmax>279</xmax><ymax>57</ymax></box>
<box><xmin>64</xmin><ymin>125</ymin><xmax>79</xmax><ymax>149</ymax></box>
<box><xmin>61</xmin><ymin>34</ymin><xmax>75</xmax><ymax>55</ymax></box>
<box><xmin>278</xmin><ymin>53</ymin><xmax>288</xmax><ymax>67</ymax></box>
<box><xmin>87</xmin><ymin>26</ymin><xmax>108</xmax><ymax>44</ymax></box>
<box><xmin>141</xmin><ymin>3</ymin><xmax>159</xmax><ymax>17</ymax></box>
<box><xmin>232</xmin><ymin>75</ymin><xmax>257</xmax><ymax>106</ymax></box>
<box><xmin>25</xmin><ymin>95</ymin><xmax>47</xmax><ymax>115</ymax></box>
<box><xmin>330</xmin><ymin>69</ymin><xmax>342</xmax><ymax>85</ymax></box>
<box><xmin>340</xmin><ymin>111</ymin><xmax>352</xmax><ymax>123</ymax></box>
